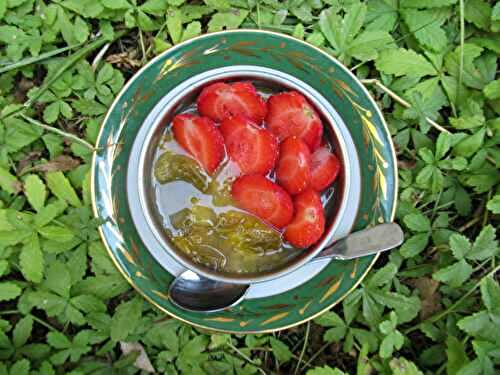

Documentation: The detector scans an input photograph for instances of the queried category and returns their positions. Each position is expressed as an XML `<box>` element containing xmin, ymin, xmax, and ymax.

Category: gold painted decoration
<box><xmin>320</xmin><ymin>276</ymin><xmax>344</xmax><ymax>303</ymax></box>
<box><xmin>261</xmin><ymin>312</ymin><xmax>290</xmax><ymax>326</ymax></box>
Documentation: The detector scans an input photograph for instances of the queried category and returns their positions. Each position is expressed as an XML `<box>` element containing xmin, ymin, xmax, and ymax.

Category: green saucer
<box><xmin>91</xmin><ymin>30</ymin><xmax>397</xmax><ymax>333</ymax></box>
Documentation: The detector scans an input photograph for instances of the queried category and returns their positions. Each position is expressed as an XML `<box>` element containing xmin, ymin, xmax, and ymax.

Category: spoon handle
<box><xmin>317</xmin><ymin>223</ymin><xmax>404</xmax><ymax>260</ymax></box>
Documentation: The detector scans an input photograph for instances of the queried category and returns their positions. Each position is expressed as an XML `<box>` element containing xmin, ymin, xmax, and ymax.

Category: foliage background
<box><xmin>0</xmin><ymin>0</ymin><xmax>499</xmax><ymax>374</ymax></box>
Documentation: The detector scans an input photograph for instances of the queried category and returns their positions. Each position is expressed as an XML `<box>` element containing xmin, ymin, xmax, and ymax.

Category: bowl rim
<box><xmin>132</xmin><ymin>65</ymin><xmax>356</xmax><ymax>284</ymax></box>
<box><xmin>91</xmin><ymin>29</ymin><xmax>398</xmax><ymax>333</ymax></box>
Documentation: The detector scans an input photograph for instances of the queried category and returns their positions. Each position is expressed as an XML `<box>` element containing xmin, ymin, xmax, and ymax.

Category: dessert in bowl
<box><xmin>134</xmin><ymin>71</ymin><xmax>354</xmax><ymax>284</ymax></box>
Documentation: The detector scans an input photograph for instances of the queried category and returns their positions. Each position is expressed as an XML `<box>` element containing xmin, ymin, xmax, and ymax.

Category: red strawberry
<box><xmin>197</xmin><ymin>81</ymin><xmax>267</xmax><ymax>123</ymax></box>
<box><xmin>276</xmin><ymin>137</ymin><xmax>312</xmax><ymax>195</ymax></box>
<box><xmin>220</xmin><ymin>115</ymin><xmax>278</xmax><ymax>175</ymax></box>
<box><xmin>231</xmin><ymin>175</ymin><xmax>294</xmax><ymax>229</ymax></box>
<box><xmin>172</xmin><ymin>114</ymin><xmax>225</xmax><ymax>174</ymax></box>
<box><xmin>266</xmin><ymin>91</ymin><xmax>323</xmax><ymax>151</ymax></box>
<box><xmin>311</xmin><ymin>147</ymin><xmax>341</xmax><ymax>191</ymax></box>
<box><xmin>284</xmin><ymin>189</ymin><xmax>325</xmax><ymax>248</ymax></box>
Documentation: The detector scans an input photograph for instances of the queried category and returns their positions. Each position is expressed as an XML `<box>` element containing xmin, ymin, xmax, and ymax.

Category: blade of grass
<box><xmin>20</xmin><ymin>113</ymin><xmax>95</xmax><ymax>151</ymax></box>
<box><xmin>362</xmin><ymin>78</ymin><xmax>451</xmax><ymax>134</ymax></box>
<box><xmin>458</xmin><ymin>0</ymin><xmax>465</xmax><ymax>98</ymax></box>
<box><xmin>0</xmin><ymin>30</ymin><xmax>127</xmax><ymax>121</ymax></box>
<box><xmin>0</xmin><ymin>41</ymin><xmax>87</xmax><ymax>74</ymax></box>
<box><xmin>227</xmin><ymin>342</ymin><xmax>267</xmax><ymax>375</ymax></box>
<box><xmin>404</xmin><ymin>264</ymin><xmax>500</xmax><ymax>334</ymax></box>
<box><xmin>294</xmin><ymin>321</ymin><xmax>310</xmax><ymax>375</ymax></box>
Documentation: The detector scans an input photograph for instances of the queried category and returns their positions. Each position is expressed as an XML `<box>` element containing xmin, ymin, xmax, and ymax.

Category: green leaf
<box><xmin>178</xmin><ymin>335</ymin><xmax>208</xmax><ymax>367</ymax></box>
<box><xmin>20</xmin><ymin>234</ymin><xmax>44</xmax><ymax>283</ymax></box>
<box><xmin>493</xmin><ymin>2</ymin><xmax>500</xmax><ymax>20</ymax></box>
<box><xmin>402</xmin><ymin>8</ymin><xmax>448</xmax><ymax>51</ymax></box>
<box><xmin>180</xmin><ymin>21</ymin><xmax>201</xmax><ymax>42</ymax></box>
<box><xmin>102</xmin><ymin>0</ymin><xmax>130</xmax><ymax>9</ymax></box>
<box><xmin>486</xmin><ymin>195</ymin><xmax>500</xmax><ymax>214</ymax></box>
<box><xmin>376</xmin><ymin>48</ymin><xmax>437</xmax><ymax>78</ymax></box>
<box><xmin>400</xmin><ymin>233</ymin><xmax>430</xmax><ymax>258</ymax></box>
<box><xmin>435</xmin><ymin>132</ymin><xmax>452</xmax><ymax>160</ymax></box>
<box><xmin>9</xmin><ymin>359</ymin><xmax>30</xmax><ymax>375</ymax></box>
<box><xmin>74</xmin><ymin>16</ymin><xmax>89</xmax><ymax>43</ymax></box>
<box><xmin>449</xmin><ymin>233</ymin><xmax>471</xmax><ymax>260</ymax></box>
<box><xmin>347</xmin><ymin>30</ymin><xmax>393</xmax><ymax>62</ymax></box>
<box><xmin>452</xmin><ymin>128</ymin><xmax>485</xmax><ymax>158</ymax></box>
<box><xmin>42</xmin><ymin>134</ymin><xmax>64</xmax><ymax>159</ymax></box>
<box><xmin>61</xmin><ymin>0</ymin><xmax>103</xmax><ymax>17</ymax></box>
<box><xmin>319</xmin><ymin>7</ymin><xmax>341</xmax><ymax>50</ymax></box>
<box><xmin>0</xmin><ymin>0</ymin><xmax>6</xmax><ymax>19</ymax></box>
<box><xmin>47</xmin><ymin>331</ymin><xmax>71</xmax><ymax>349</ymax></box>
<box><xmin>203</xmin><ymin>0</ymin><xmax>229</xmax><ymax>10</ymax></box>
<box><xmin>483</xmin><ymin>79</ymin><xmax>500</xmax><ymax>100</ymax></box>
<box><xmin>445</xmin><ymin>44</ymin><xmax>488</xmax><ymax>89</ymax></box>
<box><xmin>140</xmin><ymin>0</ymin><xmax>167</xmax><ymax>13</ymax></box>
<box><xmin>433</xmin><ymin>259</ymin><xmax>473</xmax><ymax>287</ymax></box>
<box><xmin>457</xmin><ymin>310</ymin><xmax>490</xmax><ymax>336</ymax></box>
<box><xmin>34</xmin><ymin>199</ymin><xmax>67</xmax><ymax>228</ymax></box>
<box><xmin>340</xmin><ymin>2</ymin><xmax>367</xmax><ymax>47</ymax></box>
<box><xmin>446</xmin><ymin>336</ymin><xmax>470</xmax><ymax>375</ymax></box>
<box><xmin>290</xmin><ymin>3</ymin><xmax>313</xmax><ymax>23</ymax></box>
<box><xmin>110</xmin><ymin>298</ymin><xmax>142</xmax><ymax>341</ymax></box>
<box><xmin>480</xmin><ymin>277</ymin><xmax>500</xmax><ymax>312</ymax></box>
<box><xmin>365</xmin><ymin>0</ymin><xmax>398</xmax><ymax>32</ymax></box>
<box><xmin>464</xmin><ymin>0</ymin><xmax>491</xmax><ymax>31</ymax></box>
<box><xmin>467</xmin><ymin>225</ymin><xmax>498</xmax><ymax>260</ymax></box>
<box><xmin>46</xmin><ymin>171</ymin><xmax>81</xmax><ymax>207</ymax></box>
<box><xmin>368</xmin><ymin>263</ymin><xmax>398</xmax><ymax>287</ymax></box>
<box><xmin>71</xmin><ymin>294</ymin><xmax>106</xmax><ymax>313</ymax></box>
<box><xmin>13</xmin><ymin>316</ymin><xmax>33</xmax><ymax>348</ymax></box>
<box><xmin>38</xmin><ymin>225</ymin><xmax>74</xmax><ymax>243</ymax></box>
<box><xmin>166</xmin><ymin>7</ymin><xmax>182</xmax><ymax>44</ymax></box>
<box><xmin>315</xmin><ymin>311</ymin><xmax>345</xmax><ymax>327</ymax></box>
<box><xmin>306</xmin><ymin>366</ymin><xmax>347</xmax><ymax>375</ymax></box>
<box><xmin>269</xmin><ymin>337</ymin><xmax>293</xmax><ymax>363</ymax></box>
<box><xmin>455</xmin><ymin>186</ymin><xmax>472</xmax><ymax>216</ymax></box>
<box><xmin>207</xmin><ymin>9</ymin><xmax>249</xmax><ymax>32</ymax></box>
<box><xmin>314</xmin><ymin>311</ymin><xmax>347</xmax><ymax>342</ymax></box>
<box><xmin>389</xmin><ymin>357</ymin><xmax>424</xmax><ymax>375</ymax></box>
<box><xmin>74</xmin><ymin>275</ymin><xmax>130</xmax><ymax>299</ymax></box>
<box><xmin>24</xmin><ymin>175</ymin><xmax>46</xmax><ymax>211</ymax></box>
<box><xmin>139</xmin><ymin>11</ymin><xmax>159</xmax><ymax>31</ymax></box>
<box><xmin>4</xmin><ymin>118</ymin><xmax>43</xmax><ymax>153</ymax></box>
<box><xmin>0</xmin><ymin>166</ymin><xmax>19</xmax><ymax>195</ymax></box>
<box><xmin>0</xmin><ymin>260</ymin><xmax>7</xmax><ymax>277</ymax></box>
<box><xmin>400</xmin><ymin>0</ymin><xmax>456</xmax><ymax>7</ymax></box>
<box><xmin>73</xmin><ymin>99</ymin><xmax>107</xmax><ymax>116</ymax></box>
<box><xmin>403</xmin><ymin>213</ymin><xmax>431</xmax><ymax>232</ymax></box>
<box><xmin>44</xmin><ymin>261</ymin><xmax>71</xmax><ymax>298</ymax></box>
<box><xmin>0</xmin><ymin>282</ymin><xmax>21</xmax><ymax>301</ymax></box>
<box><xmin>28</xmin><ymin>291</ymin><xmax>66</xmax><ymax>316</ymax></box>
<box><xmin>379</xmin><ymin>330</ymin><xmax>404</xmax><ymax>358</ymax></box>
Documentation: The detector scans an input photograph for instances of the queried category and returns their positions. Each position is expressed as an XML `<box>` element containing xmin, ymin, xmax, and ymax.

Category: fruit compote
<box><xmin>152</xmin><ymin>80</ymin><xmax>341</xmax><ymax>275</ymax></box>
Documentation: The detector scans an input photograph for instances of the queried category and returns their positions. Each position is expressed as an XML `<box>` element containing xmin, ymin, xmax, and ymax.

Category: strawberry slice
<box><xmin>220</xmin><ymin>115</ymin><xmax>278</xmax><ymax>175</ymax></box>
<box><xmin>231</xmin><ymin>174</ymin><xmax>294</xmax><ymax>229</ymax></box>
<box><xmin>266</xmin><ymin>91</ymin><xmax>323</xmax><ymax>151</ymax></box>
<box><xmin>276</xmin><ymin>137</ymin><xmax>312</xmax><ymax>195</ymax></box>
<box><xmin>172</xmin><ymin>114</ymin><xmax>225</xmax><ymax>174</ymax></box>
<box><xmin>284</xmin><ymin>189</ymin><xmax>325</xmax><ymax>248</ymax></box>
<box><xmin>311</xmin><ymin>147</ymin><xmax>341</xmax><ymax>191</ymax></box>
<box><xmin>197</xmin><ymin>81</ymin><xmax>267</xmax><ymax>123</ymax></box>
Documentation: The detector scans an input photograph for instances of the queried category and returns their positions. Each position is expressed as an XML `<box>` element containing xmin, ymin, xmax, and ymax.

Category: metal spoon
<box><xmin>169</xmin><ymin>222</ymin><xmax>404</xmax><ymax>312</ymax></box>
